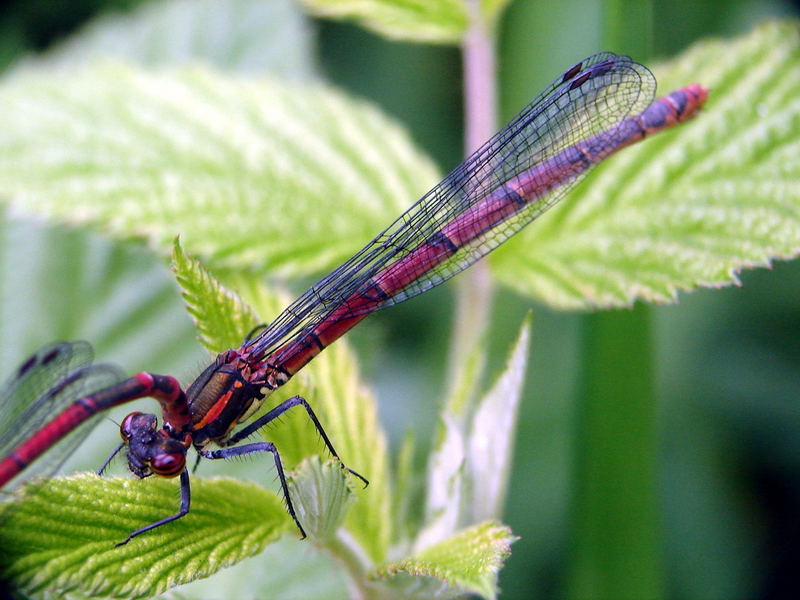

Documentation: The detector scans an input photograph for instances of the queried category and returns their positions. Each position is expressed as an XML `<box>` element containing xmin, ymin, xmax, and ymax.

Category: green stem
<box><xmin>327</xmin><ymin>531</ymin><xmax>377</xmax><ymax>600</ymax></box>
<box><xmin>568</xmin><ymin>305</ymin><xmax>662</xmax><ymax>600</ymax></box>
<box><xmin>446</xmin><ymin>0</ymin><xmax>497</xmax><ymax>416</ymax></box>
<box><xmin>567</xmin><ymin>3</ymin><xmax>662</xmax><ymax>599</ymax></box>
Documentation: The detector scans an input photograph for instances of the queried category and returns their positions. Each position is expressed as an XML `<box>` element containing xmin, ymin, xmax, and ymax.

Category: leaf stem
<box><xmin>462</xmin><ymin>1</ymin><xmax>497</xmax><ymax>155</ymax></box>
<box><xmin>568</xmin><ymin>305</ymin><xmax>663</xmax><ymax>600</ymax></box>
<box><xmin>567</xmin><ymin>4</ymin><xmax>663</xmax><ymax>599</ymax></box>
<box><xmin>446</xmin><ymin>0</ymin><xmax>497</xmax><ymax>414</ymax></box>
<box><xmin>326</xmin><ymin>530</ymin><xmax>379</xmax><ymax>600</ymax></box>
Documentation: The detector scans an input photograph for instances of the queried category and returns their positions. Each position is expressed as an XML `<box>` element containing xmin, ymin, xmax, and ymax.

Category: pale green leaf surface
<box><xmin>0</xmin><ymin>475</ymin><xmax>292</xmax><ymax>599</ymax></box>
<box><xmin>442</xmin><ymin>336</ymin><xmax>486</xmax><ymax>417</ymax></box>
<box><xmin>467</xmin><ymin>315</ymin><xmax>529</xmax><ymax>522</ymax></box>
<box><xmin>287</xmin><ymin>456</ymin><xmax>355</xmax><ymax>542</ymax></box>
<box><xmin>491</xmin><ymin>21</ymin><xmax>800</xmax><ymax>309</ymax></box>
<box><xmin>416</xmin><ymin>318</ymin><xmax>530</xmax><ymax>549</ymax></box>
<box><xmin>300</xmin><ymin>0</ymin><xmax>468</xmax><ymax>44</ymax></box>
<box><xmin>373</xmin><ymin>521</ymin><xmax>516</xmax><ymax>600</ymax></box>
<box><xmin>171</xmin><ymin>238</ymin><xmax>257</xmax><ymax>353</ymax></box>
<box><xmin>0</xmin><ymin>63</ymin><xmax>440</xmax><ymax>277</ymax></box>
<box><xmin>173</xmin><ymin>538</ymin><xmax>350</xmax><ymax>600</ymax></box>
<box><xmin>221</xmin><ymin>271</ymin><xmax>291</xmax><ymax>326</ymax></box>
<box><xmin>415</xmin><ymin>415</ymin><xmax>465</xmax><ymax>551</ymax></box>
<box><xmin>392</xmin><ymin>429</ymin><xmax>417</xmax><ymax>543</ymax></box>
<box><xmin>19</xmin><ymin>0</ymin><xmax>316</xmax><ymax>79</ymax></box>
<box><xmin>0</xmin><ymin>216</ymin><xmax>199</xmax><ymax>374</ymax></box>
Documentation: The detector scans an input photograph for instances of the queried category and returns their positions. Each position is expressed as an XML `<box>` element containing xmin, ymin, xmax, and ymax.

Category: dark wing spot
<box><xmin>562</xmin><ymin>61</ymin><xmax>583</xmax><ymax>82</ymax></box>
<box><xmin>569</xmin><ymin>71</ymin><xmax>592</xmax><ymax>90</ymax></box>
<box><xmin>16</xmin><ymin>355</ymin><xmax>37</xmax><ymax>377</ymax></box>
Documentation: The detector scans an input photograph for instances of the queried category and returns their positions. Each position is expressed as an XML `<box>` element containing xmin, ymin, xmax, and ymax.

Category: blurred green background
<box><xmin>0</xmin><ymin>1</ymin><xmax>798</xmax><ymax>599</ymax></box>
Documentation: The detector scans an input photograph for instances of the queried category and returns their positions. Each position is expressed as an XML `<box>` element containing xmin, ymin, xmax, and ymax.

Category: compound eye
<box><xmin>120</xmin><ymin>412</ymin><xmax>145</xmax><ymax>441</ymax></box>
<box><xmin>150</xmin><ymin>452</ymin><xmax>185</xmax><ymax>477</ymax></box>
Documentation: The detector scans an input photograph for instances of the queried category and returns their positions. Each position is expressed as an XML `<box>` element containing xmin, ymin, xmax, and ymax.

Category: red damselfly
<box><xmin>0</xmin><ymin>53</ymin><xmax>708</xmax><ymax>545</ymax></box>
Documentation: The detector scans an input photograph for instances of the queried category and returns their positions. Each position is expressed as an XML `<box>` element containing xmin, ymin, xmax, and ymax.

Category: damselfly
<box><xmin>0</xmin><ymin>53</ymin><xmax>708</xmax><ymax>545</ymax></box>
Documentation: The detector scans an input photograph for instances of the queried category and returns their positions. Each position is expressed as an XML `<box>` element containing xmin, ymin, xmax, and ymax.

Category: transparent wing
<box><xmin>0</xmin><ymin>341</ymin><xmax>124</xmax><ymax>487</ymax></box>
<box><xmin>250</xmin><ymin>53</ymin><xmax>655</xmax><ymax>359</ymax></box>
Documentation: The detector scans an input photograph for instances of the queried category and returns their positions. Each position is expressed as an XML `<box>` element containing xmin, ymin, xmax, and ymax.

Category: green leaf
<box><xmin>287</xmin><ymin>456</ymin><xmax>356</xmax><ymax>542</ymax></box>
<box><xmin>299</xmin><ymin>0</ymin><xmax>468</xmax><ymax>44</ymax></box>
<box><xmin>492</xmin><ymin>21</ymin><xmax>800</xmax><ymax>309</ymax></box>
<box><xmin>173</xmin><ymin>538</ymin><xmax>351</xmax><ymax>600</ymax></box>
<box><xmin>443</xmin><ymin>334</ymin><xmax>487</xmax><ymax>417</ymax></box>
<box><xmin>416</xmin><ymin>317</ymin><xmax>530</xmax><ymax>549</ymax></box>
<box><xmin>466</xmin><ymin>315</ymin><xmax>530</xmax><ymax>522</ymax></box>
<box><xmin>171</xmin><ymin>237</ymin><xmax>258</xmax><ymax>353</ymax></box>
<box><xmin>0</xmin><ymin>214</ymin><xmax>202</xmax><ymax>376</ymax></box>
<box><xmin>0</xmin><ymin>62</ymin><xmax>440</xmax><ymax>277</ymax></box>
<box><xmin>373</xmin><ymin>521</ymin><xmax>516</xmax><ymax>600</ymax></box>
<box><xmin>24</xmin><ymin>0</ymin><xmax>316</xmax><ymax>79</ymax></box>
<box><xmin>0</xmin><ymin>474</ymin><xmax>292</xmax><ymax>599</ymax></box>
<box><xmin>392</xmin><ymin>429</ymin><xmax>418</xmax><ymax>543</ymax></box>
<box><xmin>416</xmin><ymin>414</ymin><xmax>465</xmax><ymax>550</ymax></box>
